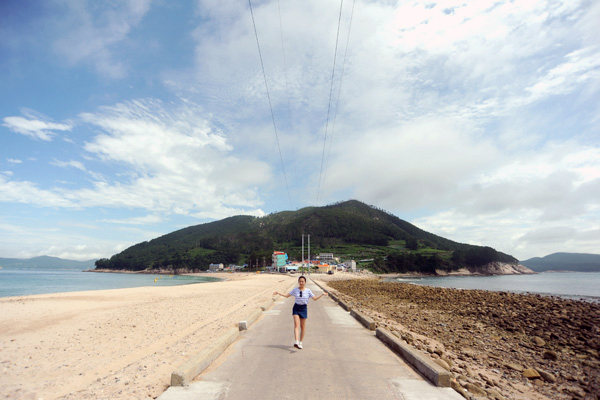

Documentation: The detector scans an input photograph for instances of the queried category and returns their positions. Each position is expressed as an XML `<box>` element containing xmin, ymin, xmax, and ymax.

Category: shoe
<box><xmin>294</xmin><ymin>341</ymin><xmax>300</xmax><ymax>349</ymax></box>
<box><xmin>298</xmin><ymin>342</ymin><xmax>303</xmax><ymax>349</ymax></box>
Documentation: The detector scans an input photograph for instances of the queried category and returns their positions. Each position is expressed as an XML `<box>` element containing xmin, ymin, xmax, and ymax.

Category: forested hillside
<box><xmin>520</xmin><ymin>253</ymin><xmax>600</xmax><ymax>272</ymax></box>
<box><xmin>95</xmin><ymin>200</ymin><xmax>518</xmax><ymax>274</ymax></box>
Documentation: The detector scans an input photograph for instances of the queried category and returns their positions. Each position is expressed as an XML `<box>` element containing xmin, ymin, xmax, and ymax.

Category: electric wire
<box><xmin>316</xmin><ymin>0</ymin><xmax>344</xmax><ymax>206</ymax></box>
<box><xmin>322</xmin><ymin>0</ymin><xmax>356</xmax><ymax>191</ymax></box>
<box><xmin>277</xmin><ymin>0</ymin><xmax>298</xmax><ymax>206</ymax></box>
<box><xmin>248</xmin><ymin>0</ymin><xmax>293</xmax><ymax>209</ymax></box>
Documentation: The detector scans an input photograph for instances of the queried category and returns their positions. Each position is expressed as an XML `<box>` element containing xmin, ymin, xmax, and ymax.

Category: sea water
<box><xmin>0</xmin><ymin>268</ymin><xmax>221</xmax><ymax>298</ymax></box>
<box><xmin>393</xmin><ymin>272</ymin><xmax>600</xmax><ymax>302</ymax></box>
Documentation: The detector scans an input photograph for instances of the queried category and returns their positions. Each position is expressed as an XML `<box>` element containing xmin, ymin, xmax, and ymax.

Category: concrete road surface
<box><xmin>159</xmin><ymin>281</ymin><xmax>463</xmax><ymax>400</ymax></box>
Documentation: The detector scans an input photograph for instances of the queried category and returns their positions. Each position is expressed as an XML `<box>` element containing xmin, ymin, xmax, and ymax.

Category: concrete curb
<box><xmin>239</xmin><ymin>308</ymin><xmax>263</xmax><ymax>331</ymax></box>
<box><xmin>328</xmin><ymin>292</ymin><xmax>339</xmax><ymax>302</ymax></box>
<box><xmin>171</xmin><ymin>327</ymin><xmax>239</xmax><ymax>387</ymax></box>
<box><xmin>310</xmin><ymin>278</ymin><xmax>348</xmax><ymax>309</ymax></box>
<box><xmin>311</xmin><ymin>278</ymin><xmax>337</xmax><ymax>302</ymax></box>
<box><xmin>259</xmin><ymin>298</ymin><xmax>274</xmax><ymax>311</ymax></box>
<box><xmin>311</xmin><ymin>278</ymin><xmax>341</xmax><ymax>303</ymax></box>
<box><xmin>350</xmin><ymin>309</ymin><xmax>376</xmax><ymax>331</ymax></box>
<box><xmin>338</xmin><ymin>300</ymin><xmax>352</xmax><ymax>312</ymax></box>
<box><xmin>376</xmin><ymin>328</ymin><xmax>452</xmax><ymax>387</ymax></box>
<box><xmin>311</xmin><ymin>278</ymin><xmax>324</xmax><ymax>290</ymax></box>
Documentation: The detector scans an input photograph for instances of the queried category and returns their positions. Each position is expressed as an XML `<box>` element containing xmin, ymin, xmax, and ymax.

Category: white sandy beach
<box><xmin>0</xmin><ymin>273</ymin><xmax>296</xmax><ymax>400</ymax></box>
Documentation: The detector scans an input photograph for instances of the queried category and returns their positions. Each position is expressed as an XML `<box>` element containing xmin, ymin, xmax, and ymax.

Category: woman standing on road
<box><xmin>273</xmin><ymin>275</ymin><xmax>328</xmax><ymax>349</ymax></box>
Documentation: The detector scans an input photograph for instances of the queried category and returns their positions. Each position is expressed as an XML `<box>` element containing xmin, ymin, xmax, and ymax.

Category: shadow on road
<box><xmin>263</xmin><ymin>344</ymin><xmax>298</xmax><ymax>354</ymax></box>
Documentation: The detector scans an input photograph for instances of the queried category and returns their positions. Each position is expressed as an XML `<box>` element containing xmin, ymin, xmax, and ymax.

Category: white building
<box><xmin>347</xmin><ymin>260</ymin><xmax>357</xmax><ymax>272</ymax></box>
<box><xmin>209</xmin><ymin>263</ymin><xmax>224</xmax><ymax>271</ymax></box>
<box><xmin>318</xmin><ymin>253</ymin><xmax>335</xmax><ymax>263</ymax></box>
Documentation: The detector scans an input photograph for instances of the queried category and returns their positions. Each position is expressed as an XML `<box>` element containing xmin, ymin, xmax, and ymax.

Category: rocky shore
<box><xmin>324</xmin><ymin>278</ymin><xmax>599</xmax><ymax>400</ymax></box>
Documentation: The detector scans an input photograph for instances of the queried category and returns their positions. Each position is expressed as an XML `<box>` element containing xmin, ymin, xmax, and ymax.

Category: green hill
<box><xmin>520</xmin><ymin>253</ymin><xmax>600</xmax><ymax>272</ymax></box>
<box><xmin>95</xmin><ymin>200</ymin><xmax>518</xmax><ymax>274</ymax></box>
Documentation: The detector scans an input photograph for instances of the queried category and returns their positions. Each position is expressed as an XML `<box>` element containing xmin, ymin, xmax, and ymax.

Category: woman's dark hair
<box><xmin>298</xmin><ymin>276</ymin><xmax>307</xmax><ymax>283</ymax></box>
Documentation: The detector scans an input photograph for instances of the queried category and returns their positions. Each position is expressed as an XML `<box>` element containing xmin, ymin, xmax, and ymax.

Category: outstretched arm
<box><xmin>273</xmin><ymin>291</ymin><xmax>292</xmax><ymax>298</ymax></box>
<box><xmin>311</xmin><ymin>292</ymin><xmax>329</xmax><ymax>301</ymax></box>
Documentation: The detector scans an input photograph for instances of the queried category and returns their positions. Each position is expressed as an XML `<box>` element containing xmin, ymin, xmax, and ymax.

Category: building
<box><xmin>318</xmin><ymin>253</ymin><xmax>335</xmax><ymax>263</ymax></box>
<box><xmin>272</xmin><ymin>251</ymin><xmax>288</xmax><ymax>272</ymax></box>
<box><xmin>316</xmin><ymin>264</ymin><xmax>335</xmax><ymax>274</ymax></box>
<box><xmin>209</xmin><ymin>263</ymin><xmax>224</xmax><ymax>271</ymax></box>
<box><xmin>346</xmin><ymin>260</ymin><xmax>357</xmax><ymax>272</ymax></box>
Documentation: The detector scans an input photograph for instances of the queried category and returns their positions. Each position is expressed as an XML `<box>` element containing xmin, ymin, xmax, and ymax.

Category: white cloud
<box><xmin>1</xmin><ymin>98</ymin><xmax>271</xmax><ymax>218</ymax></box>
<box><xmin>75</xmin><ymin>99</ymin><xmax>270</xmax><ymax>217</ymax></box>
<box><xmin>52</xmin><ymin>0</ymin><xmax>151</xmax><ymax>78</ymax></box>
<box><xmin>50</xmin><ymin>159</ymin><xmax>87</xmax><ymax>171</ymax></box>
<box><xmin>321</xmin><ymin>117</ymin><xmax>499</xmax><ymax>210</ymax></box>
<box><xmin>0</xmin><ymin>215</ymin><xmax>153</xmax><ymax>261</ymax></box>
<box><xmin>0</xmin><ymin>175</ymin><xmax>75</xmax><ymax>208</ymax></box>
<box><xmin>102</xmin><ymin>214</ymin><xmax>164</xmax><ymax>225</ymax></box>
<box><xmin>2</xmin><ymin>114</ymin><xmax>73</xmax><ymax>141</ymax></box>
<box><xmin>525</xmin><ymin>46</ymin><xmax>600</xmax><ymax>104</ymax></box>
<box><xmin>7</xmin><ymin>159</ymin><xmax>22</xmax><ymax>164</ymax></box>
<box><xmin>410</xmin><ymin>142</ymin><xmax>600</xmax><ymax>259</ymax></box>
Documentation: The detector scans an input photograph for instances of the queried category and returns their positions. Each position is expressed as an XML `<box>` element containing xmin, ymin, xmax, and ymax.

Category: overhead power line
<box><xmin>248</xmin><ymin>0</ymin><xmax>293</xmax><ymax>210</ymax></box>
<box><xmin>316</xmin><ymin>0</ymin><xmax>345</xmax><ymax>206</ymax></box>
<box><xmin>323</xmin><ymin>0</ymin><xmax>356</xmax><ymax>192</ymax></box>
<box><xmin>277</xmin><ymin>0</ymin><xmax>298</xmax><ymax>205</ymax></box>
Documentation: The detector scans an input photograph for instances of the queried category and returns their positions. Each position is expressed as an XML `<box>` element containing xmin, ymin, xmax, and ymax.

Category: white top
<box><xmin>289</xmin><ymin>287</ymin><xmax>313</xmax><ymax>305</ymax></box>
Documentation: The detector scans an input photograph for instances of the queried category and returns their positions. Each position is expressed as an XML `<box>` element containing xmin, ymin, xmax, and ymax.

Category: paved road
<box><xmin>159</xmin><ymin>281</ymin><xmax>462</xmax><ymax>400</ymax></box>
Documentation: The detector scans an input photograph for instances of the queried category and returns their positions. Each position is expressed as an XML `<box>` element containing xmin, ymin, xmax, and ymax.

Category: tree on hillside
<box><xmin>406</xmin><ymin>238</ymin><xmax>419</xmax><ymax>250</ymax></box>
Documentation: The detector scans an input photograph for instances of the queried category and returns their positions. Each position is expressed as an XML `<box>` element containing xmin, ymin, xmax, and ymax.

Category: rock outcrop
<box><xmin>473</xmin><ymin>262</ymin><xmax>535</xmax><ymax>275</ymax></box>
<box><xmin>436</xmin><ymin>262</ymin><xmax>534</xmax><ymax>276</ymax></box>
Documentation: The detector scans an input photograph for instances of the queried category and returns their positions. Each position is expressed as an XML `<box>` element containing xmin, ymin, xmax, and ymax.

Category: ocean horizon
<box><xmin>0</xmin><ymin>267</ymin><xmax>221</xmax><ymax>298</ymax></box>
<box><xmin>2</xmin><ymin>267</ymin><xmax>599</xmax><ymax>302</ymax></box>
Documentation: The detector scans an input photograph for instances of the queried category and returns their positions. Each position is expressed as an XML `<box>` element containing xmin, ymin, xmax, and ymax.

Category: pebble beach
<box><xmin>319</xmin><ymin>275</ymin><xmax>600</xmax><ymax>400</ymax></box>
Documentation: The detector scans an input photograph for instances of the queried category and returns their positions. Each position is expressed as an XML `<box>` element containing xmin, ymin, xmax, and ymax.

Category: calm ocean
<box><xmin>393</xmin><ymin>272</ymin><xmax>600</xmax><ymax>302</ymax></box>
<box><xmin>0</xmin><ymin>268</ymin><xmax>220</xmax><ymax>298</ymax></box>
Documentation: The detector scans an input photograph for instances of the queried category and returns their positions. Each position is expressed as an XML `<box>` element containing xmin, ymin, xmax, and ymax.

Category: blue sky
<box><xmin>1</xmin><ymin>0</ymin><xmax>598</xmax><ymax>261</ymax></box>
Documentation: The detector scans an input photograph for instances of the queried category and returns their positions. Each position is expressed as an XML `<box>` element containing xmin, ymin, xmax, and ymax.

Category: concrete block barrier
<box><xmin>244</xmin><ymin>308</ymin><xmax>263</xmax><ymax>328</ymax></box>
<box><xmin>171</xmin><ymin>327</ymin><xmax>239</xmax><ymax>387</ymax></box>
<box><xmin>350</xmin><ymin>309</ymin><xmax>376</xmax><ymax>331</ymax></box>
<box><xmin>375</xmin><ymin>328</ymin><xmax>451</xmax><ymax>387</ymax></box>
<box><xmin>338</xmin><ymin>300</ymin><xmax>352</xmax><ymax>312</ymax></box>
<box><xmin>310</xmin><ymin>279</ymin><xmax>322</xmax><ymax>289</ymax></box>
<box><xmin>259</xmin><ymin>299</ymin><xmax>274</xmax><ymax>311</ymax></box>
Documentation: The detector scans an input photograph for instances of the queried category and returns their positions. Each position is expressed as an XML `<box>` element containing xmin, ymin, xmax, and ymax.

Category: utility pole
<box><xmin>302</xmin><ymin>234</ymin><xmax>305</xmax><ymax>275</ymax></box>
<box><xmin>308</xmin><ymin>234</ymin><xmax>311</xmax><ymax>276</ymax></box>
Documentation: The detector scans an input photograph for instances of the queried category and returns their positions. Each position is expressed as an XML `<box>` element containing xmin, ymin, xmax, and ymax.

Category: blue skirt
<box><xmin>292</xmin><ymin>303</ymin><xmax>308</xmax><ymax>319</ymax></box>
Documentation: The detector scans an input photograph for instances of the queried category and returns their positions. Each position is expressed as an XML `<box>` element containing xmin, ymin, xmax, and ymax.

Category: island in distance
<box><xmin>94</xmin><ymin>200</ymin><xmax>531</xmax><ymax>275</ymax></box>
<box><xmin>0</xmin><ymin>256</ymin><xmax>96</xmax><ymax>270</ymax></box>
<box><xmin>520</xmin><ymin>252</ymin><xmax>600</xmax><ymax>273</ymax></box>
